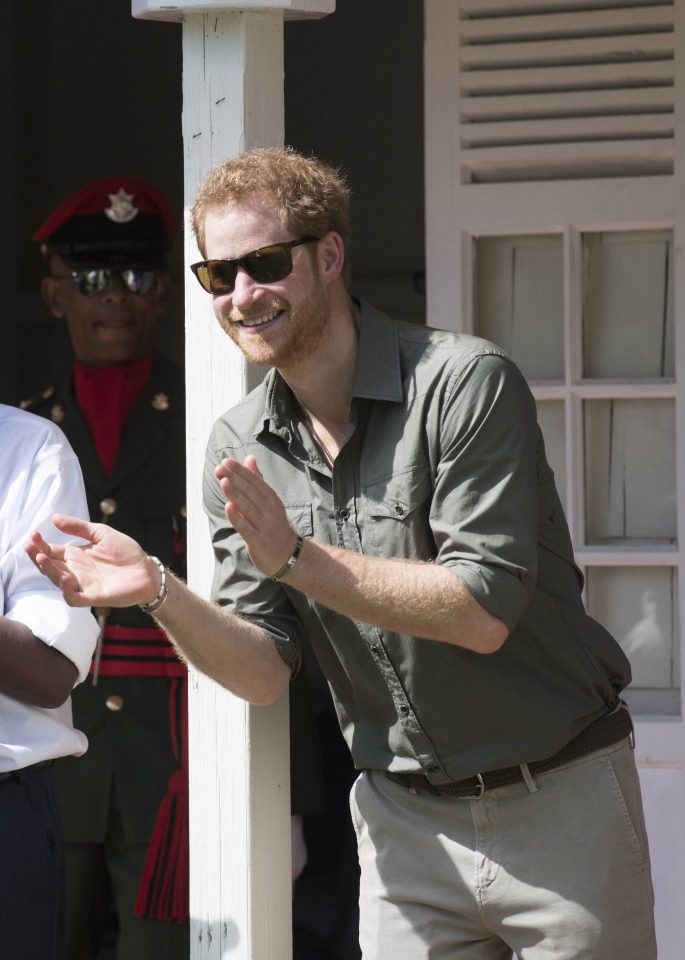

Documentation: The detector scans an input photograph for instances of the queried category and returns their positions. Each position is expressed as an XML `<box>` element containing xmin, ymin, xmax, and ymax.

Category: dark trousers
<box><xmin>0</xmin><ymin>764</ymin><xmax>66</xmax><ymax>960</ymax></box>
<box><xmin>62</xmin><ymin>783</ymin><xmax>189</xmax><ymax>960</ymax></box>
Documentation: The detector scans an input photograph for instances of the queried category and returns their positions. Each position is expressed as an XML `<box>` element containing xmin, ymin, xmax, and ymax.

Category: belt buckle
<box><xmin>459</xmin><ymin>773</ymin><xmax>485</xmax><ymax>800</ymax></box>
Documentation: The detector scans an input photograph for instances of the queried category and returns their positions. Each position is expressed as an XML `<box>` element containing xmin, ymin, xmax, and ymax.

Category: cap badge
<box><xmin>105</xmin><ymin>188</ymin><xmax>139</xmax><ymax>224</ymax></box>
<box><xmin>151</xmin><ymin>392</ymin><xmax>170</xmax><ymax>412</ymax></box>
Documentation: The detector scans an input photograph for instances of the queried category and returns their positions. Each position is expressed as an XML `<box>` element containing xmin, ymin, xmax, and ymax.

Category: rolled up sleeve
<box><xmin>2</xmin><ymin>432</ymin><xmax>98</xmax><ymax>682</ymax></box>
<box><xmin>432</xmin><ymin>354</ymin><xmax>539</xmax><ymax>630</ymax></box>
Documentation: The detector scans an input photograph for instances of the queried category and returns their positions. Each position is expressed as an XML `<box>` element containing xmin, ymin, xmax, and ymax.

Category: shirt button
<box><xmin>394</xmin><ymin>503</ymin><xmax>405</xmax><ymax>516</ymax></box>
<box><xmin>337</xmin><ymin>507</ymin><xmax>350</xmax><ymax>521</ymax></box>
<box><xmin>105</xmin><ymin>695</ymin><xmax>124</xmax><ymax>712</ymax></box>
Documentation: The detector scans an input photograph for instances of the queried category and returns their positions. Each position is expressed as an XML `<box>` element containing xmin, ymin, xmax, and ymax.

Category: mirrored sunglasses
<box><xmin>190</xmin><ymin>236</ymin><xmax>319</xmax><ymax>295</ymax></box>
<box><xmin>52</xmin><ymin>268</ymin><xmax>160</xmax><ymax>297</ymax></box>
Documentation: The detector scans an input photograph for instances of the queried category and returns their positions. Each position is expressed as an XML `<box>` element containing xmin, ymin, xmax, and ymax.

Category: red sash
<box><xmin>88</xmin><ymin>625</ymin><xmax>186</xmax><ymax>679</ymax></box>
<box><xmin>89</xmin><ymin>626</ymin><xmax>189</xmax><ymax>923</ymax></box>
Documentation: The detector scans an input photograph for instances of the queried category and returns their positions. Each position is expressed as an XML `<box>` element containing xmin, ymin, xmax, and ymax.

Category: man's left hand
<box><xmin>215</xmin><ymin>456</ymin><xmax>299</xmax><ymax>579</ymax></box>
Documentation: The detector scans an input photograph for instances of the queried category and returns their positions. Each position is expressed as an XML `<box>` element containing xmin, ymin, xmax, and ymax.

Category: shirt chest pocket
<box><xmin>364</xmin><ymin>465</ymin><xmax>435</xmax><ymax>560</ymax></box>
<box><xmin>284</xmin><ymin>501</ymin><xmax>314</xmax><ymax>539</ymax></box>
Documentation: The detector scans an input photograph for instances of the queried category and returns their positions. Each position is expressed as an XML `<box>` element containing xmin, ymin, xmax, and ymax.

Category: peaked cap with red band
<box><xmin>32</xmin><ymin>176</ymin><xmax>178</xmax><ymax>267</ymax></box>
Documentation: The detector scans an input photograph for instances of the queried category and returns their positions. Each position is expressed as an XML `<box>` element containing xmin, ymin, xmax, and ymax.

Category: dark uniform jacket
<box><xmin>22</xmin><ymin>349</ymin><xmax>187</xmax><ymax>843</ymax></box>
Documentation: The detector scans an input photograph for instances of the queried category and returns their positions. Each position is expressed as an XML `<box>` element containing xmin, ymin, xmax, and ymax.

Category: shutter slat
<box><xmin>461</xmin><ymin>59</ymin><xmax>674</xmax><ymax>94</ymax></box>
<box><xmin>460</xmin><ymin>32</ymin><xmax>673</xmax><ymax>69</ymax></box>
<box><xmin>461</xmin><ymin>86</ymin><xmax>673</xmax><ymax>120</ymax></box>
<box><xmin>462</xmin><ymin>113</ymin><xmax>673</xmax><ymax>147</ymax></box>
<box><xmin>463</xmin><ymin>138</ymin><xmax>673</xmax><ymax>181</ymax></box>
<box><xmin>459</xmin><ymin>0</ymin><xmax>671</xmax><ymax>14</ymax></box>
<box><xmin>461</xmin><ymin>7</ymin><xmax>673</xmax><ymax>43</ymax></box>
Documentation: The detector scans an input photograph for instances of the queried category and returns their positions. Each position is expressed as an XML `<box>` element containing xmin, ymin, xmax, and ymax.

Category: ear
<box><xmin>154</xmin><ymin>271</ymin><xmax>172</xmax><ymax>316</ymax></box>
<box><xmin>317</xmin><ymin>232</ymin><xmax>345</xmax><ymax>285</ymax></box>
<box><xmin>40</xmin><ymin>276</ymin><xmax>68</xmax><ymax>320</ymax></box>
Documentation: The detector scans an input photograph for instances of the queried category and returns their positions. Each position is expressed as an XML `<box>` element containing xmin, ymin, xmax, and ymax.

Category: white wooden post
<box><xmin>132</xmin><ymin>4</ymin><xmax>334</xmax><ymax>958</ymax></box>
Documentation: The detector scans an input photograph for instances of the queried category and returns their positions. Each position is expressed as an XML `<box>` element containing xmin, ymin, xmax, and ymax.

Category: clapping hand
<box><xmin>26</xmin><ymin>515</ymin><xmax>159</xmax><ymax>609</ymax></box>
<box><xmin>215</xmin><ymin>455</ymin><xmax>298</xmax><ymax>578</ymax></box>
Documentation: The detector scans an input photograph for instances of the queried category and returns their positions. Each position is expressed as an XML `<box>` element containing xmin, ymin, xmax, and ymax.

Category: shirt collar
<box><xmin>260</xmin><ymin>299</ymin><xmax>404</xmax><ymax>441</ymax></box>
<box><xmin>351</xmin><ymin>300</ymin><xmax>404</xmax><ymax>403</ymax></box>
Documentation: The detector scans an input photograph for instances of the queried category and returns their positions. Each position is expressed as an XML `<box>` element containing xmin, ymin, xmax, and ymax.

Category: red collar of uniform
<box><xmin>73</xmin><ymin>354</ymin><xmax>153</xmax><ymax>475</ymax></box>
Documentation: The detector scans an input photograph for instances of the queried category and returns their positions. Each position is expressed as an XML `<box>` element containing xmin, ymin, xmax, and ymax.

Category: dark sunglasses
<box><xmin>190</xmin><ymin>236</ymin><xmax>319</xmax><ymax>295</ymax></box>
<box><xmin>51</xmin><ymin>268</ymin><xmax>160</xmax><ymax>298</ymax></box>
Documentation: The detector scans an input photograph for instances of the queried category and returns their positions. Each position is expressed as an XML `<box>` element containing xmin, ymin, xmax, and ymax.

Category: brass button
<box><xmin>51</xmin><ymin>404</ymin><xmax>65</xmax><ymax>423</ymax></box>
<box><xmin>151</xmin><ymin>392</ymin><xmax>170</xmax><ymax>412</ymax></box>
<box><xmin>105</xmin><ymin>695</ymin><xmax>124</xmax><ymax>712</ymax></box>
<box><xmin>100</xmin><ymin>497</ymin><xmax>117</xmax><ymax>518</ymax></box>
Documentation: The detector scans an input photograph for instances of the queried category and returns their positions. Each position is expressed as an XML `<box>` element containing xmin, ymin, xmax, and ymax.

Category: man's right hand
<box><xmin>25</xmin><ymin>515</ymin><xmax>160</xmax><ymax>609</ymax></box>
<box><xmin>27</xmin><ymin>515</ymin><xmax>292</xmax><ymax>706</ymax></box>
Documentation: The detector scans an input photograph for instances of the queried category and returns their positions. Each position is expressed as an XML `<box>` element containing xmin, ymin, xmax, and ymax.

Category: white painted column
<box><xmin>180</xmin><ymin>14</ymin><xmax>287</xmax><ymax>959</ymax></box>
<box><xmin>184</xmin><ymin>19</ymin><xmax>291</xmax><ymax>957</ymax></box>
<box><xmin>131</xmin><ymin>3</ymin><xmax>334</xmax><ymax>957</ymax></box>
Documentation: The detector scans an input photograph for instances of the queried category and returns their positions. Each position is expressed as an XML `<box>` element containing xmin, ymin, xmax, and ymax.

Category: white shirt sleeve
<box><xmin>0</xmin><ymin>411</ymin><xmax>99</xmax><ymax>683</ymax></box>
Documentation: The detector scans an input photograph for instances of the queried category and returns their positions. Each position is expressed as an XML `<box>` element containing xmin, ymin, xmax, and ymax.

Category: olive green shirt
<box><xmin>204</xmin><ymin>302</ymin><xmax>631</xmax><ymax>783</ymax></box>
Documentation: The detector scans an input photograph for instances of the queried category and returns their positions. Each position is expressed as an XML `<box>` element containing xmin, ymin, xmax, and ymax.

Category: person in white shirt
<box><xmin>0</xmin><ymin>404</ymin><xmax>98</xmax><ymax>960</ymax></box>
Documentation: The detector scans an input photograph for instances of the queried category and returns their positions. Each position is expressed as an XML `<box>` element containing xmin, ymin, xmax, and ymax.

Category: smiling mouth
<box><xmin>239</xmin><ymin>308</ymin><xmax>282</xmax><ymax>329</ymax></box>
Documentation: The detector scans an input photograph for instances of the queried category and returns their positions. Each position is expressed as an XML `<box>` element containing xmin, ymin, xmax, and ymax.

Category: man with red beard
<box><xmin>29</xmin><ymin>148</ymin><xmax>656</xmax><ymax>960</ymax></box>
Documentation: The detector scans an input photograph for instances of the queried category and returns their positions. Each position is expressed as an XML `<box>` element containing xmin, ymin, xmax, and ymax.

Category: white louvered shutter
<box><xmin>457</xmin><ymin>0</ymin><xmax>674</xmax><ymax>182</ymax></box>
<box><xmin>425</xmin><ymin>4</ymin><xmax>685</xmax><ymax>955</ymax></box>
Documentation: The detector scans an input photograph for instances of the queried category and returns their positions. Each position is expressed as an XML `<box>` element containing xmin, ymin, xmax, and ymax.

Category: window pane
<box><xmin>474</xmin><ymin>235</ymin><xmax>563</xmax><ymax>380</ymax></box>
<box><xmin>584</xmin><ymin>398</ymin><xmax>676</xmax><ymax>544</ymax></box>
<box><xmin>586</xmin><ymin>566</ymin><xmax>678</xmax><ymax>694</ymax></box>
<box><xmin>536</xmin><ymin>400</ymin><xmax>566</xmax><ymax>513</ymax></box>
<box><xmin>582</xmin><ymin>230</ymin><xmax>674</xmax><ymax>380</ymax></box>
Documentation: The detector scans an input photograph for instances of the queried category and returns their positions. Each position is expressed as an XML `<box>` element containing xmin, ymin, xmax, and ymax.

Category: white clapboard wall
<box><xmin>425</xmin><ymin>0</ymin><xmax>685</xmax><ymax>954</ymax></box>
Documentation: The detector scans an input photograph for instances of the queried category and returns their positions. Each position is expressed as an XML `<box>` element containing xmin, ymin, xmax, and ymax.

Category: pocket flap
<box><xmin>366</xmin><ymin>466</ymin><xmax>431</xmax><ymax>520</ymax></box>
<box><xmin>284</xmin><ymin>501</ymin><xmax>314</xmax><ymax>537</ymax></box>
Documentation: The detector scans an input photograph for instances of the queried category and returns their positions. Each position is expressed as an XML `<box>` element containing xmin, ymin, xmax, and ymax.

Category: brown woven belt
<box><xmin>385</xmin><ymin>707</ymin><xmax>633</xmax><ymax>800</ymax></box>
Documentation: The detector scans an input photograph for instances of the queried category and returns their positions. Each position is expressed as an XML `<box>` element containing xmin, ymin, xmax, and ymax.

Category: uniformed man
<box><xmin>24</xmin><ymin>177</ymin><xmax>190</xmax><ymax>960</ymax></box>
<box><xmin>23</xmin><ymin>176</ymin><xmax>325</xmax><ymax>960</ymax></box>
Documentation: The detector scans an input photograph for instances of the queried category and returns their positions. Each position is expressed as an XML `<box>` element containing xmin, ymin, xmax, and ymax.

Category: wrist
<box><xmin>138</xmin><ymin>556</ymin><xmax>169</xmax><ymax>613</ymax></box>
<box><xmin>271</xmin><ymin>534</ymin><xmax>304</xmax><ymax>582</ymax></box>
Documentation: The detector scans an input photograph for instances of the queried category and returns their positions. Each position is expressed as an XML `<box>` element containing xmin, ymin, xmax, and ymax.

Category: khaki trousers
<box><xmin>350</xmin><ymin>738</ymin><xmax>656</xmax><ymax>960</ymax></box>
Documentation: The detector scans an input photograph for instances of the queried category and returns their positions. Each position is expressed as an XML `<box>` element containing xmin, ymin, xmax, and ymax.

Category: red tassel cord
<box><xmin>135</xmin><ymin>676</ymin><xmax>189</xmax><ymax>922</ymax></box>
